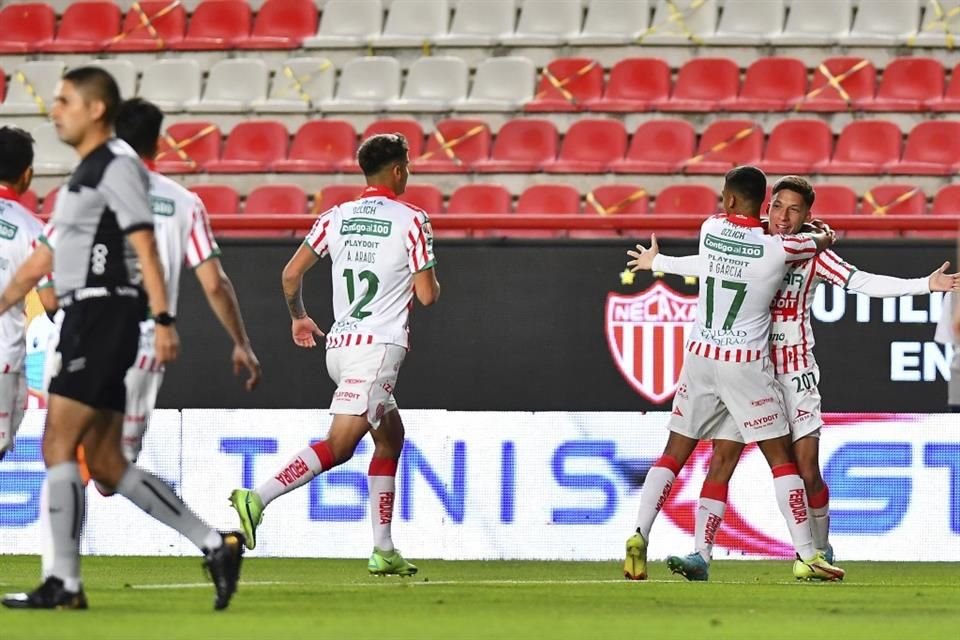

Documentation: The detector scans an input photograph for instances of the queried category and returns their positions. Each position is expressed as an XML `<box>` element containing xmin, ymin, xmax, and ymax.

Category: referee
<box><xmin>0</xmin><ymin>67</ymin><xmax>244</xmax><ymax>611</ymax></box>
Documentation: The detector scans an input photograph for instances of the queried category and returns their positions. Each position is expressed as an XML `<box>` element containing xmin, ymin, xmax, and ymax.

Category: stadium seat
<box><xmin>759</xmin><ymin>119</ymin><xmax>833</xmax><ymax>175</ymax></box>
<box><xmin>516</xmin><ymin>184</ymin><xmax>581</xmax><ymax>215</ymax></box>
<box><xmin>0</xmin><ymin>72</ymin><xmax>5</xmax><ymax>105</ymax></box>
<box><xmin>412</xmin><ymin>119</ymin><xmax>491</xmax><ymax>173</ymax></box>
<box><xmin>610</xmin><ymin>119</ymin><xmax>696</xmax><ymax>174</ymax></box>
<box><xmin>155</xmin><ymin>121</ymin><xmax>222</xmax><ymax>173</ymax></box>
<box><xmin>734</xmin><ymin>57</ymin><xmax>807</xmax><ymax>112</ymax></box>
<box><xmin>0</xmin><ymin>61</ymin><xmax>64</xmax><ymax>115</ymax></box>
<box><xmin>207</xmin><ymin>121</ymin><xmax>289</xmax><ymax>173</ymax></box>
<box><xmin>888</xmin><ymin>121</ymin><xmax>960</xmax><ymax>175</ymax></box>
<box><xmin>864</xmin><ymin>57</ymin><xmax>944</xmax><ymax>112</ymax></box>
<box><xmin>544</xmin><ymin>119</ymin><xmax>627</xmax><ymax>173</ymax></box>
<box><xmin>657</xmin><ymin>58</ymin><xmax>740</xmax><ymax>112</ymax></box>
<box><xmin>447</xmin><ymin>184</ymin><xmax>512</xmax><ymax>214</ymax></box>
<box><xmin>315</xmin><ymin>184</ymin><xmax>365</xmax><ymax>212</ymax></box>
<box><xmin>795</xmin><ymin>57</ymin><xmax>876</xmax><ymax>112</ymax></box>
<box><xmin>683</xmin><ymin>120</ymin><xmax>763</xmax><ymax>175</ymax></box>
<box><xmin>303</xmin><ymin>0</ymin><xmax>382</xmax><ymax>49</ymax></box>
<box><xmin>911</xmin><ymin>0</ymin><xmax>960</xmax><ymax>46</ymax></box>
<box><xmin>0</xmin><ymin>3</ymin><xmax>55</xmax><ymax>53</ymax></box>
<box><xmin>641</xmin><ymin>0</ymin><xmax>718</xmax><ymax>44</ymax></box>
<box><xmin>400</xmin><ymin>184</ymin><xmax>444</xmax><ymax>214</ymax></box>
<box><xmin>816</xmin><ymin>120</ymin><xmax>902</xmax><ymax>175</ymax></box>
<box><xmin>434</xmin><ymin>0</ymin><xmax>515</xmax><ymax>47</ymax></box>
<box><xmin>568</xmin><ymin>0</ymin><xmax>650</xmax><ymax>45</ymax></box>
<box><xmin>860</xmin><ymin>184</ymin><xmax>925</xmax><ymax>216</ymax></box>
<box><xmin>191</xmin><ymin>184</ymin><xmax>240</xmax><ymax>215</ymax></box>
<box><xmin>387</xmin><ymin>56</ymin><xmax>469</xmax><ymax>112</ymax></box>
<box><xmin>139</xmin><ymin>59</ymin><xmax>202</xmax><ymax>112</ymax></box>
<box><xmin>928</xmin><ymin>62</ymin><xmax>960</xmax><ymax>111</ymax></box>
<box><xmin>84</xmin><ymin>59</ymin><xmax>137</xmax><ymax>99</ymax></box>
<box><xmin>371</xmin><ymin>0</ymin><xmax>449</xmax><ymax>47</ymax></box>
<box><xmin>324</xmin><ymin>56</ymin><xmax>401</xmax><ymax>113</ymax></box>
<box><xmin>43</xmin><ymin>1</ymin><xmax>120</xmax><ymax>52</ymax></box>
<box><xmin>455</xmin><ymin>57</ymin><xmax>536</xmax><ymax>112</ymax></box>
<box><xmin>704</xmin><ymin>0</ymin><xmax>784</xmax><ymax>45</ymax></box>
<box><xmin>584</xmin><ymin>185</ymin><xmax>649</xmax><ymax>215</ymax></box>
<box><xmin>809</xmin><ymin>183</ymin><xmax>858</xmax><ymax>215</ymax></box>
<box><xmin>273</xmin><ymin>120</ymin><xmax>355</xmax><ymax>173</ymax></box>
<box><xmin>245</xmin><ymin>184</ymin><xmax>307</xmax><ymax>214</ymax></box>
<box><xmin>41</xmin><ymin>186</ymin><xmax>60</xmax><ymax>217</ymax></box>
<box><xmin>500</xmin><ymin>0</ymin><xmax>582</xmax><ymax>46</ymax></box>
<box><xmin>253</xmin><ymin>57</ymin><xmax>335</xmax><ymax>113</ymax></box>
<box><xmin>362</xmin><ymin>119</ymin><xmax>425</xmax><ymax>160</ymax></box>
<box><xmin>172</xmin><ymin>0</ymin><xmax>252</xmax><ymax>51</ymax></box>
<box><xmin>20</xmin><ymin>189</ymin><xmax>38</xmax><ymax>214</ymax></box>
<box><xmin>186</xmin><ymin>59</ymin><xmax>269</xmax><ymax>113</ymax></box>
<box><xmin>774</xmin><ymin>0</ymin><xmax>851</xmax><ymax>45</ymax></box>
<box><xmin>839</xmin><ymin>0</ymin><xmax>920</xmax><ymax>46</ymax></box>
<box><xmin>106</xmin><ymin>0</ymin><xmax>186</xmax><ymax>52</ymax></box>
<box><xmin>32</xmin><ymin>123</ymin><xmax>77</xmax><ymax>175</ymax></box>
<box><xmin>652</xmin><ymin>184</ymin><xmax>718</xmax><ymax>215</ymax></box>
<box><xmin>931</xmin><ymin>184</ymin><xmax>960</xmax><ymax>215</ymax></box>
<box><xmin>237</xmin><ymin>0</ymin><xmax>317</xmax><ymax>49</ymax></box>
<box><xmin>474</xmin><ymin>119</ymin><xmax>559</xmax><ymax>173</ymax></box>
<box><xmin>525</xmin><ymin>58</ymin><xmax>604</xmax><ymax>112</ymax></box>
<box><xmin>587</xmin><ymin>57</ymin><xmax>671</xmax><ymax>113</ymax></box>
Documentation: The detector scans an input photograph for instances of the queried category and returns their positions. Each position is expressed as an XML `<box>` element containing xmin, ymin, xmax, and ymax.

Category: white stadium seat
<box><xmin>303</xmin><ymin>0</ymin><xmax>383</xmax><ymax>49</ymax></box>
<box><xmin>704</xmin><ymin>0</ymin><xmax>784</xmax><ymax>45</ymax></box>
<box><xmin>139</xmin><ymin>59</ymin><xmax>202</xmax><ymax>113</ymax></box>
<box><xmin>641</xmin><ymin>0</ymin><xmax>717</xmax><ymax>44</ymax></box>
<box><xmin>568</xmin><ymin>0</ymin><xmax>650</xmax><ymax>46</ymax></box>
<box><xmin>370</xmin><ymin>0</ymin><xmax>450</xmax><ymax>48</ymax></box>
<box><xmin>455</xmin><ymin>56</ymin><xmax>536</xmax><ymax>112</ymax></box>
<box><xmin>500</xmin><ymin>0</ymin><xmax>583</xmax><ymax>46</ymax></box>
<box><xmin>32</xmin><ymin>122</ymin><xmax>76</xmax><ymax>176</ymax></box>
<box><xmin>81</xmin><ymin>59</ymin><xmax>137</xmax><ymax>100</ymax></box>
<box><xmin>434</xmin><ymin>0</ymin><xmax>516</xmax><ymax>47</ymax></box>
<box><xmin>323</xmin><ymin>56</ymin><xmax>401</xmax><ymax>113</ymax></box>
<box><xmin>253</xmin><ymin>57</ymin><xmax>336</xmax><ymax>113</ymax></box>
<box><xmin>386</xmin><ymin>56</ymin><xmax>468</xmax><ymax>112</ymax></box>
<box><xmin>0</xmin><ymin>61</ymin><xmax>64</xmax><ymax>116</ymax></box>
<box><xmin>839</xmin><ymin>0</ymin><xmax>921</xmax><ymax>46</ymax></box>
<box><xmin>774</xmin><ymin>0</ymin><xmax>852</xmax><ymax>46</ymax></box>
<box><xmin>910</xmin><ymin>0</ymin><xmax>960</xmax><ymax>47</ymax></box>
<box><xmin>186</xmin><ymin>59</ymin><xmax>269</xmax><ymax>113</ymax></box>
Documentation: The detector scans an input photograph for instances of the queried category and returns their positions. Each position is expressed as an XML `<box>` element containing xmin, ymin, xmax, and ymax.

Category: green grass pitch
<box><xmin>1</xmin><ymin>556</ymin><xmax>958</xmax><ymax>640</ymax></box>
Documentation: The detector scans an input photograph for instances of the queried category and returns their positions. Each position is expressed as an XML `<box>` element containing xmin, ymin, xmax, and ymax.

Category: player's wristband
<box><xmin>155</xmin><ymin>312</ymin><xmax>176</xmax><ymax>326</ymax></box>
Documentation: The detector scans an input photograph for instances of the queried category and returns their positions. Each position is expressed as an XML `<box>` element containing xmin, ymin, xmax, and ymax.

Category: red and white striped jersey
<box><xmin>686</xmin><ymin>214</ymin><xmax>818</xmax><ymax>363</ymax></box>
<box><xmin>304</xmin><ymin>185</ymin><xmax>436</xmax><ymax>350</ymax></box>
<box><xmin>0</xmin><ymin>188</ymin><xmax>43</xmax><ymax>370</ymax></box>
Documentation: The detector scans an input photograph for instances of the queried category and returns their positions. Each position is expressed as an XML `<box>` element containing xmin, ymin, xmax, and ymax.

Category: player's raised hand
<box><xmin>232</xmin><ymin>343</ymin><xmax>262</xmax><ymax>391</ymax></box>
<box><xmin>155</xmin><ymin>325</ymin><xmax>180</xmax><ymax>364</ymax></box>
<box><xmin>928</xmin><ymin>261</ymin><xmax>960</xmax><ymax>292</ymax></box>
<box><xmin>626</xmin><ymin>234</ymin><xmax>659</xmax><ymax>272</ymax></box>
<box><xmin>291</xmin><ymin>315</ymin><xmax>324</xmax><ymax>348</ymax></box>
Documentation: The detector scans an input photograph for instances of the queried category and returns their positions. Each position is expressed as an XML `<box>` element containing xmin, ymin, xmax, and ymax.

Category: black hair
<box><xmin>357</xmin><ymin>133</ymin><xmax>409</xmax><ymax>176</ymax></box>
<box><xmin>772</xmin><ymin>175</ymin><xmax>816</xmax><ymax>209</ymax></box>
<box><xmin>723</xmin><ymin>165</ymin><xmax>768</xmax><ymax>212</ymax></box>
<box><xmin>115</xmin><ymin>97</ymin><xmax>164</xmax><ymax>159</ymax></box>
<box><xmin>0</xmin><ymin>126</ymin><xmax>34</xmax><ymax>184</ymax></box>
<box><xmin>62</xmin><ymin>66</ymin><xmax>122</xmax><ymax>125</ymax></box>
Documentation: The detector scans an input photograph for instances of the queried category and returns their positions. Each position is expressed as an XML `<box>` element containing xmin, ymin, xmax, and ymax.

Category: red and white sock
<box><xmin>634</xmin><ymin>455</ymin><xmax>682</xmax><ymax>539</ymax></box>
<box><xmin>368</xmin><ymin>457</ymin><xmax>398</xmax><ymax>552</ymax></box>
<box><xmin>808</xmin><ymin>485</ymin><xmax>830</xmax><ymax>552</ymax></box>
<box><xmin>772</xmin><ymin>463</ymin><xmax>815</xmax><ymax>560</ymax></box>
<box><xmin>257</xmin><ymin>441</ymin><xmax>334</xmax><ymax>507</ymax></box>
<box><xmin>695</xmin><ymin>480</ymin><xmax>728</xmax><ymax>562</ymax></box>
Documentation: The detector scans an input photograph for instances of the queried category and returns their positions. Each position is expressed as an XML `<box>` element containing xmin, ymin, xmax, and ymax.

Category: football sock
<box><xmin>634</xmin><ymin>455</ymin><xmax>682</xmax><ymax>539</ymax></box>
<box><xmin>808</xmin><ymin>485</ymin><xmax>831</xmax><ymax>551</ymax></box>
<box><xmin>46</xmin><ymin>463</ymin><xmax>84</xmax><ymax>592</ymax></box>
<box><xmin>772</xmin><ymin>463</ymin><xmax>815</xmax><ymax>560</ymax></box>
<box><xmin>257</xmin><ymin>441</ymin><xmax>334</xmax><ymax>507</ymax></box>
<box><xmin>695</xmin><ymin>481</ymin><xmax>728</xmax><ymax>562</ymax></box>
<box><xmin>368</xmin><ymin>457</ymin><xmax>398</xmax><ymax>552</ymax></box>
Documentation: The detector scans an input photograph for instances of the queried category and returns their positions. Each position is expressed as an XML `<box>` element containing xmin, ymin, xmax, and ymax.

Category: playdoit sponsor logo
<box><xmin>704</xmin><ymin>234</ymin><xmax>763</xmax><ymax>258</ymax></box>
<box><xmin>341</xmin><ymin>218</ymin><xmax>392</xmax><ymax>237</ymax></box>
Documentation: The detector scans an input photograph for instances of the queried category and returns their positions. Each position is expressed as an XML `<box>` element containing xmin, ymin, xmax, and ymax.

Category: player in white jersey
<box><xmin>645</xmin><ymin>175</ymin><xmax>960</xmax><ymax>579</ymax></box>
<box><xmin>229</xmin><ymin>134</ymin><xmax>439</xmax><ymax>576</ymax></box>
<box><xmin>0</xmin><ymin>127</ymin><xmax>44</xmax><ymax>460</ymax></box>
<box><xmin>621</xmin><ymin>166</ymin><xmax>845</xmax><ymax>582</ymax></box>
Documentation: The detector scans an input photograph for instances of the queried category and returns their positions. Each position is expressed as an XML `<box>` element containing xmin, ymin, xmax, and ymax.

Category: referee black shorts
<box><xmin>48</xmin><ymin>294</ymin><xmax>147</xmax><ymax>414</ymax></box>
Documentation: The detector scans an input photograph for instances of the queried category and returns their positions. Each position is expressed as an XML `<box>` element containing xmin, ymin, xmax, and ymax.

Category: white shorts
<box><xmin>776</xmin><ymin>364</ymin><xmax>823</xmax><ymax>442</ymax></box>
<box><xmin>668</xmin><ymin>353</ymin><xmax>790</xmax><ymax>444</ymax></box>
<box><xmin>0</xmin><ymin>372</ymin><xmax>27</xmax><ymax>450</ymax></box>
<box><xmin>326</xmin><ymin>343</ymin><xmax>404</xmax><ymax>429</ymax></box>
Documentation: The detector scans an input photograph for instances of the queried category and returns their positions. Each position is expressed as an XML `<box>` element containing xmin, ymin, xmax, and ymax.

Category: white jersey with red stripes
<box><xmin>304</xmin><ymin>185</ymin><xmax>436</xmax><ymax>351</ymax></box>
<box><xmin>0</xmin><ymin>188</ymin><xmax>43</xmax><ymax>370</ymax></box>
<box><xmin>686</xmin><ymin>214</ymin><xmax>818</xmax><ymax>363</ymax></box>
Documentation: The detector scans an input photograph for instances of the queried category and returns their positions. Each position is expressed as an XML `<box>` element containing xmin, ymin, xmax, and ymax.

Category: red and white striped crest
<box><xmin>606</xmin><ymin>282</ymin><xmax>698</xmax><ymax>404</ymax></box>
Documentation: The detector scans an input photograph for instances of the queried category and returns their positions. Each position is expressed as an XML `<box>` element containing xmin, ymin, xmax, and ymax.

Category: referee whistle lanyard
<box><xmin>0</xmin><ymin>185</ymin><xmax>20</xmax><ymax>203</ymax></box>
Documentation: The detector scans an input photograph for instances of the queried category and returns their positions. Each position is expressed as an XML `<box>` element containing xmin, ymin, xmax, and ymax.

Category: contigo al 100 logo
<box><xmin>606</xmin><ymin>281</ymin><xmax>697</xmax><ymax>404</ymax></box>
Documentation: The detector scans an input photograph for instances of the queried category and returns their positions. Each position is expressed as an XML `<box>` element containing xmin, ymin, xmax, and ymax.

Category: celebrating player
<box><xmin>229</xmin><ymin>133</ymin><xmax>440</xmax><ymax>576</ymax></box>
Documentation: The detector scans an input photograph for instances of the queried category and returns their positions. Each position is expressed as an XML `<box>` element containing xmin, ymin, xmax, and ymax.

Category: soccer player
<box><xmin>228</xmin><ymin>133</ymin><xmax>439</xmax><ymax>576</ymax></box>
<box><xmin>638</xmin><ymin>176</ymin><xmax>960</xmax><ymax>580</ymax></box>
<box><xmin>0</xmin><ymin>127</ymin><xmax>44</xmax><ymax>461</ymax></box>
<box><xmin>0</xmin><ymin>67</ymin><xmax>243</xmax><ymax>610</ymax></box>
<box><xmin>622</xmin><ymin>166</ymin><xmax>845</xmax><ymax>582</ymax></box>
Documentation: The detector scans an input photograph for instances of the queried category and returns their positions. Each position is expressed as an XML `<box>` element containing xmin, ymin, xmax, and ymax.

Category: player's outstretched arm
<box><xmin>0</xmin><ymin>243</ymin><xmax>53</xmax><ymax>316</ymax></box>
<box><xmin>129</xmin><ymin>229</ymin><xmax>179</xmax><ymax>364</ymax></box>
<box><xmin>626</xmin><ymin>234</ymin><xmax>660</xmax><ymax>272</ymax></box>
<box><xmin>282</xmin><ymin>243</ymin><xmax>324</xmax><ymax>348</ymax></box>
<box><xmin>844</xmin><ymin>261</ymin><xmax>960</xmax><ymax>298</ymax></box>
<box><xmin>414</xmin><ymin>267</ymin><xmax>440</xmax><ymax>306</ymax></box>
<box><xmin>927</xmin><ymin>261</ymin><xmax>960</xmax><ymax>293</ymax></box>
<box><xmin>195</xmin><ymin>257</ymin><xmax>262</xmax><ymax>391</ymax></box>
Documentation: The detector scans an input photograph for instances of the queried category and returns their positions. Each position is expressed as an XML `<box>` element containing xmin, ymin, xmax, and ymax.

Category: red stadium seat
<box><xmin>795</xmin><ymin>57</ymin><xmax>876</xmax><ymax>112</ymax></box>
<box><xmin>658</xmin><ymin>58</ymin><xmax>740</xmax><ymax>113</ymax></box>
<box><xmin>544</xmin><ymin>119</ymin><xmax>627</xmax><ymax>173</ymax></box>
<box><xmin>400</xmin><ymin>184</ymin><xmax>444</xmax><ymax>214</ymax></box>
<box><xmin>41</xmin><ymin>186</ymin><xmax>60</xmax><ymax>217</ymax></box>
<box><xmin>653</xmin><ymin>185</ymin><xmax>718</xmax><ymax>216</ymax></box>
<box><xmin>524</xmin><ymin>58</ymin><xmax>604</xmax><ymax>112</ymax></box>
<box><xmin>735</xmin><ymin>57</ymin><xmax>807</xmax><ymax>112</ymax></box>
<box><xmin>610</xmin><ymin>120</ymin><xmax>696</xmax><ymax>174</ymax></box>
<box><xmin>584</xmin><ymin>185</ymin><xmax>649</xmax><ymax>215</ymax></box>
<box><xmin>0</xmin><ymin>3</ymin><xmax>55</xmax><ymax>53</ymax></box>
<box><xmin>245</xmin><ymin>184</ymin><xmax>307</xmax><ymax>214</ymax></box>
<box><xmin>447</xmin><ymin>184</ymin><xmax>512</xmax><ymax>214</ymax></box>
<box><xmin>932</xmin><ymin>184</ymin><xmax>960</xmax><ymax>215</ymax></box>
<box><xmin>206</xmin><ymin>121</ymin><xmax>289</xmax><ymax>173</ymax></box>
<box><xmin>759</xmin><ymin>119</ymin><xmax>833</xmax><ymax>174</ymax></box>
<box><xmin>314</xmin><ymin>185</ymin><xmax>365</xmax><ymax>212</ymax></box>
<box><xmin>237</xmin><ymin>0</ymin><xmax>318</xmax><ymax>50</ymax></box>
<box><xmin>272</xmin><ymin>120</ymin><xmax>356</xmax><ymax>173</ymax></box>
<box><xmin>475</xmin><ymin>119</ymin><xmax>558</xmax><ymax>173</ymax></box>
<box><xmin>106</xmin><ymin>0</ymin><xmax>186</xmax><ymax>52</ymax></box>
<box><xmin>516</xmin><ymin>184</ymin><xmax>581</xmax><ymax>215</ymax></box>
<box><xmin>865</xmin><ymin>57</ymin><xmax>944</xmax><ymax>112</ymax></box>
<box><xmin>586</xmin><ymin>58</ymin><xmax>671</xmax><ymax>113</ymax></box>
<box><xmin>155</xmin><ymin>122</ymin><xmax>222</xmax><ymax>173</ymax></box>
<box><xmin>362</xmin><ymin>119</ymin><xmax>425</xmax><ymax>158</ymax></box>
<box><xmin>888</xmin><ymin>121</ymin><xmax>960</xmax><ymax>175</ymax></box>
<box><xmin>816</xmin><ymin>120</ymin><xmax>902</xmax><ymax>175</ymax></box>
<box><xmin>809</xmin><ymin>184</ymin><xmax>858</xmax><ymax>216</ymax></box>
<box><xmin>191</xmin><ymin>184</ymin><xmax>240</xmax><ymax>215</ymax></box>
<box><xmin>173</xmin><ymin>0</ymin><xmax>251</xmax><ymax>51</ymax></box>
<box><xmin>19</xmin><ymin>189</ymin><xmax>38</xmax><ymax>214</ymax></box>
<box><xmin>683</xmin><ymin>120</ymin><xmax>763</xmax><ymax>175</ymax></box>
<box><xmin>861</xmin><ymin>184</ymin><xmax>925</xmax><ymax>215</ymax></box>
<box><xmin>928</xmin><ymin>63</ymin><xmax>960</xmax><ymax>112</ymax></box>
<box><xmin>42</xmin><ymin>1</ymin><xmax>120</xmax><ymax>53</ymax></box>
<box><xmin>411</xmin><ymin>120</ymin><xmax>491</xmax><ymax>173</ymax></box>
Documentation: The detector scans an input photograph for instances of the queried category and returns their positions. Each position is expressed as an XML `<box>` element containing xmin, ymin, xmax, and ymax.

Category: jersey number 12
<box><xmin>343</xmin><ymin>268</ymin><xmax>379</xmax><ymax>319</ymax></box>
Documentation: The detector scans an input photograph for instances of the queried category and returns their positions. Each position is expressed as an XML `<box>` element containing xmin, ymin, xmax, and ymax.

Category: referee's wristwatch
<box><xmin>155</xmin><ymin>312</ymin><xmax>176</xmax><ymax>326</ymax></box>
